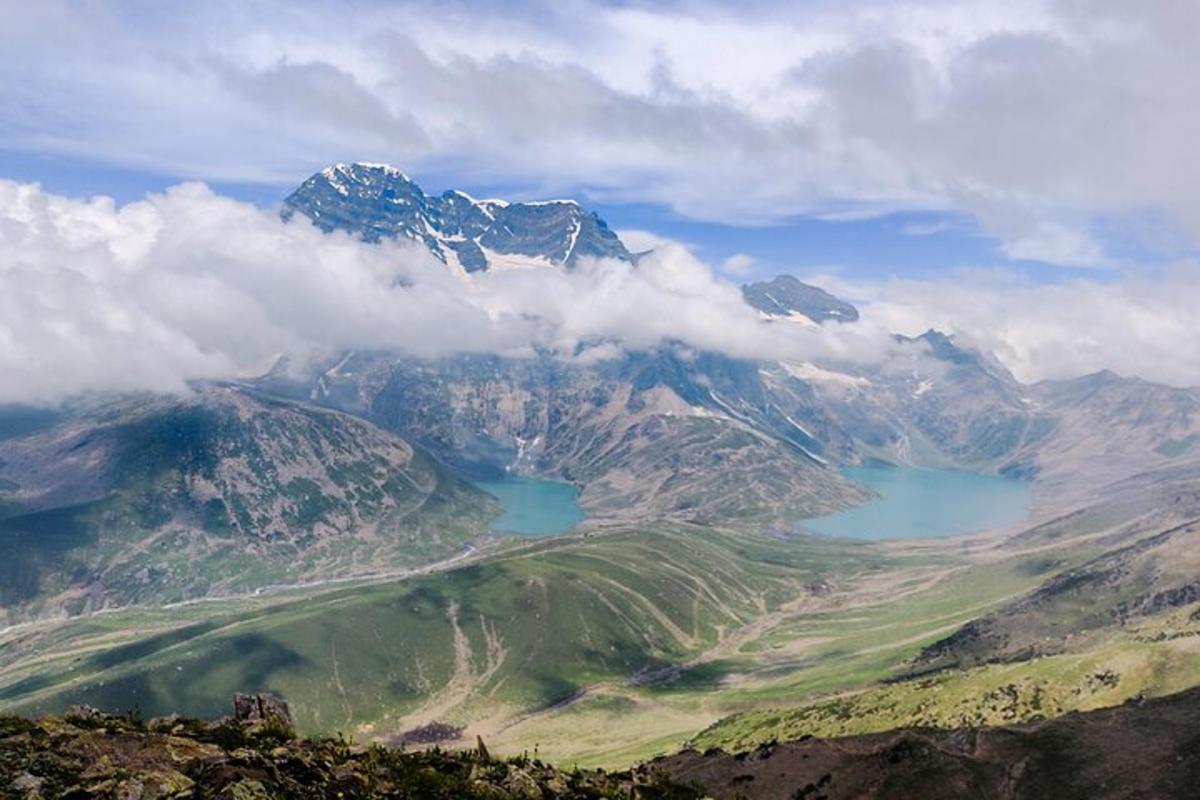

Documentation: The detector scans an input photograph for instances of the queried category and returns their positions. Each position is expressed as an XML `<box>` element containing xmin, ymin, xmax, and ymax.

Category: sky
<box><xmin>0</xmin><ymin>0</ymin><xmax>1198</xmax><ymax>393</ymax></box>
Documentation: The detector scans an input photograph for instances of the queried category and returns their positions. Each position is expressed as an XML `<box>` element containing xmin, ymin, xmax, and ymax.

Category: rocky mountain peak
<box><xmin>283</xmin><ymin>163</ymin><xmax>632</xmax><ymax>272</ymax></box>
<box><xmin>741</xmin><ymin>274</ymin><xmax>859</xmax><ymax>323</ymax></box>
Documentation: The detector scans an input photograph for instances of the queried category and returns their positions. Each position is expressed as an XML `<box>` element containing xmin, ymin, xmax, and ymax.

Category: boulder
<box><xmin>232</xmin><ymin>693</ymin><xmax>295</xmax><ymax>735</ymax></box>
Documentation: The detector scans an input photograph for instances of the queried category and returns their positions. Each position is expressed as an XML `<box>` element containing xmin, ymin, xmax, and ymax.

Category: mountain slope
<box><xmin>660</xmin><ymin>686</ymin><xmax>1200</xmax><ymax>800</ymax></box>
<box><xmin>916</xmin><ymin>463</ymin><xmax>1200</xmax><ymax>670</ymax></box>
<box><xmin>780</xmin><ymin>330</ymin><xmax>1056</xmax><ymax>474</ymax></box>
<box><xmin>1025</xmin><ymin>370</ymin><xmax>1200</xmax><ymax>491</ymax></box>
<box><xmin>283</xmin><ymin>162</ymin><xmax>632</xmax><ymax>272</ymax></box>
<box><xmin>303</xmin><ymin>350</ymin><xmax>872</xmax><ymax>527</ymax></box>
<box><xmin>0</xmin><ymin>525</ymin><xmax>886</xmax><ymax>741</ymax></box>
<box><xmin>0</xmin><ymin>386</ymin><xmax>496</xmax><ymax>622</ymax></box>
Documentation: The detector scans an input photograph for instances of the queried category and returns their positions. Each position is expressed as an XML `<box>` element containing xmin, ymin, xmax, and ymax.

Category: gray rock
<box><xmin>233</xmin><ymin>693</ymin><xmax>295</xmax><ymax>733</ymax></box>
<box><xmin>65</xmin><ymin>704</ymin><xmax>104</xmax><ymax>722</ymax></box>
<box><xmin>11</xmin><ymin>772</ymin><xmax>44</xmax><ymax>796</ymax></box>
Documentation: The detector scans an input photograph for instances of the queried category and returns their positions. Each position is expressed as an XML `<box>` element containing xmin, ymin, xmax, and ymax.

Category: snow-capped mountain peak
<box><xmin>283</xmin><ymin>163</ymin><xmax>631</xmax><ymax>273</ymax></box>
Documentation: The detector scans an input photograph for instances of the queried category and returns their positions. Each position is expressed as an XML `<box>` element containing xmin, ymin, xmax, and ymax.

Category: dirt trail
<box><xmin>397</xmin><ymin>600</ymin><xmax>510</xmax><ymax>729</ymax></box>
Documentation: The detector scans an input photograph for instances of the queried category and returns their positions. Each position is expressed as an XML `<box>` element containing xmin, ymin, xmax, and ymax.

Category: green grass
<box><xmin>693</xmin><ymin>605</ymin><xmax>1200</xmax><ymax>752</ymax></box>
<box><xmin>0</xmin><ymin>526</ymin><xmax>890</xmax><ymax>736</ymax></box>
<box><xmin>6</xmin><ymin>515</ymin><xmax>1186</xmax><ymax>770</ymax></box>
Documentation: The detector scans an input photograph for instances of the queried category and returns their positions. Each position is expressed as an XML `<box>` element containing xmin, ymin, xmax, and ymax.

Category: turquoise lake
<box><xmin>802</xmin><ymin>464</ymin><xmax>1031</xmax><ymax>540</ymax></box>
<box><xmin>475</xmin><ymin>477</ymin><xmax>586</xmax><ymax>537</ymax></box>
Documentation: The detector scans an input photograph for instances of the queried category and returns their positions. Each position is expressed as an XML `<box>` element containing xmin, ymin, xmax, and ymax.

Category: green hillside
<box><xmin>0</xmin><ymin>527</ymin><xmax>885</xmax><ymax>741</ymax></box>
<box><xmin>0</xmin><ymin>521</ymin><xmax>1067</xmax><ymax>767</ymax></box>
<box><xmin>7</xmin><ymin>463</ymin><xmax>1200</xmax><ymax>769</ymax></box>
<box><xmin>0</xmin><ymin>387</ymin><xmax>497</xmax><ymax>622</ymax></box>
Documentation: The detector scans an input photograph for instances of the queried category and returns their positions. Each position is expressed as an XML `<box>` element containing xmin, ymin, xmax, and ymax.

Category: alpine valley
<box><xmin>4</xmin><ymin>164</ymin><xmax>1200</xmax><ymax>791</ymax></box>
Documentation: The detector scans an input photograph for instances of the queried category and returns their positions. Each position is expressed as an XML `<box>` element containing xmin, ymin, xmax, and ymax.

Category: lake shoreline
<box><xmin>802</xmin><ymin>463</ymin><xmax>1032</xmax><ymax>541</ymax></box>
<box><xmin>475</xmin><ymin>476</ymin><xmax>586</xmax><ymax>537</ymax></box>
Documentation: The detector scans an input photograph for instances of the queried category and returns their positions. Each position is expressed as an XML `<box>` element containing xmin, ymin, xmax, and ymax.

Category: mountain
<box><xmin>742</xmin><ymin>275</ymin><xmax>859</xmax><ymax>323</ymax></box>
<box><xmin>0</xmin><ymin>386</ymin><xmax>496</xmax><ymax>622</ymax></box>
<box><xmin>779</xmin><ymin>329</ymin><xmax>1056</xmax><ymax>473</ymax></box>
<box><xmin>279</xmin><ymin>164</ymin><xmax>881</xmax><ymax>528</ymax></box>
<box><xmin>283</xmin><ymin>162</ymin><xmax>632</xmax><ymax>272</ymax></box>
<box><xmin>917</xmin><ymin>461</ymin><xmax>1200</xmax><ymax>670</ymax></box>
<box><xmin>1024</xmin><ymin>370</ymin><xmax>1200</xmax><ymax>491</ymax></box>
<box><xmin>281</xmin><ymin>164</ymin><xmax>1058</xmax><ymax>486</ymax></box>
<box><xmin>278</xmin><ymin>165</ymin><xmax>1200</xmax><ymax>500</ymax></box>
<box><xmin>658</xmin><ymin>686</ymin><xmax>1200</xmax><ymax>800</ymax></box>
<box><xmin>292</xmin><ymin>349</ymin><xmax>872</xmax><ymax>527</ymax></box>
<box><xmin>310</xmin><ymin>351</ymin><xmax>872</xmax><ymax>525</ymax></box>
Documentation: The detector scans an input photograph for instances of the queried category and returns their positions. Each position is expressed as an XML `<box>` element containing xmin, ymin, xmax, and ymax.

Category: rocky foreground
<box><xmin>0</xmin><ymin>694</ymin><xmax>698</xmax><ymax>799</ymax></box>
<box><xmin>6</xmin><ymin>687</ymin><xmax>1200</xmax><ymax>799</ymax></box>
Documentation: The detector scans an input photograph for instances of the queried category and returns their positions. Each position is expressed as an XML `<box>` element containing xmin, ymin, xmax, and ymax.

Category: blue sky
<box><xmin>0</xmin><ymin>147</ymin><xmax>1100</xmax><ymax>287</ymax></box>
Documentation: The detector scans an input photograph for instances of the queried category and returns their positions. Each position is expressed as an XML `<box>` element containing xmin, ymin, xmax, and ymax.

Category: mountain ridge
<box><xmin>283</xmin><ymin>162</ymin><xmax>632</xmax><ymax>272</ymax></box>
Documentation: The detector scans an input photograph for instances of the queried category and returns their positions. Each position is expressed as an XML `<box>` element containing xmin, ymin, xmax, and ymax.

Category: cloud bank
<box><xmin>2</xmin><ymin>180</ymin><xmax>1196</xmax><ymax>406</ymax></box>
<box><xmin>849</xmin><ymin>267</ymin><xmax>1200</xmax><ymax>387</ymax></box>
<box><xmin>3</xmin><ymin>1</ymin><xmax>1200</xmax><ymax>266</ymax></box>
<box><xmin>0</xmin><ymin>180</ymin><xmax>896</xmax><ymax>404</ymax></box>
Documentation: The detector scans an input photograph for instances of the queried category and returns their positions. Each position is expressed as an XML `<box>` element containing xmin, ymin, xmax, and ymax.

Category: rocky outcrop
<box><xmin>0</xmin><ymin>699</ymin><xmax>699</xmax><ymax>799</ymax></box>
<box><xmin>9</xmin><ymin>687</ymin><xmax>1200</xmax><ymax>798</ymax></box>
<box><xmin>232</xmin><ymin>693</ymin><xmax>295</xmax><ymax>738</ymax></box>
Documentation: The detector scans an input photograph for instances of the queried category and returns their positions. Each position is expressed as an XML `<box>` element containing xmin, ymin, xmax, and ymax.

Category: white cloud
<box><xmin>2</xmin><ymin>1</ymin><xmax>1199</xmax><ymax>266</ymax></box>
<box><xmin>720</xmin><ymin>253</ymin><xmax>757</xmax><ymax>275</ymax></box>
<box><xmin>999</xmin><ymin>219</ymin><xmax>1112</xmax><ymax>268</ymax></box>
<box><xmin>855</xmin><ymin>265</ymin><xmax>1200</xmax><ymax>387</ymax></box>
<box><xmin>0</xmin><ymin>181</ymin><xmax>896</xmax><ymax>404</ymax></box>
<box><xmin>899</xmin><ymin>220</ymin><xmax>952</xmax><ymax>237</ymax></box>
<box><xmin>613</xmin><ymin>229</ymin><xmax>689</xmax><ymax>254</ymax></box>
